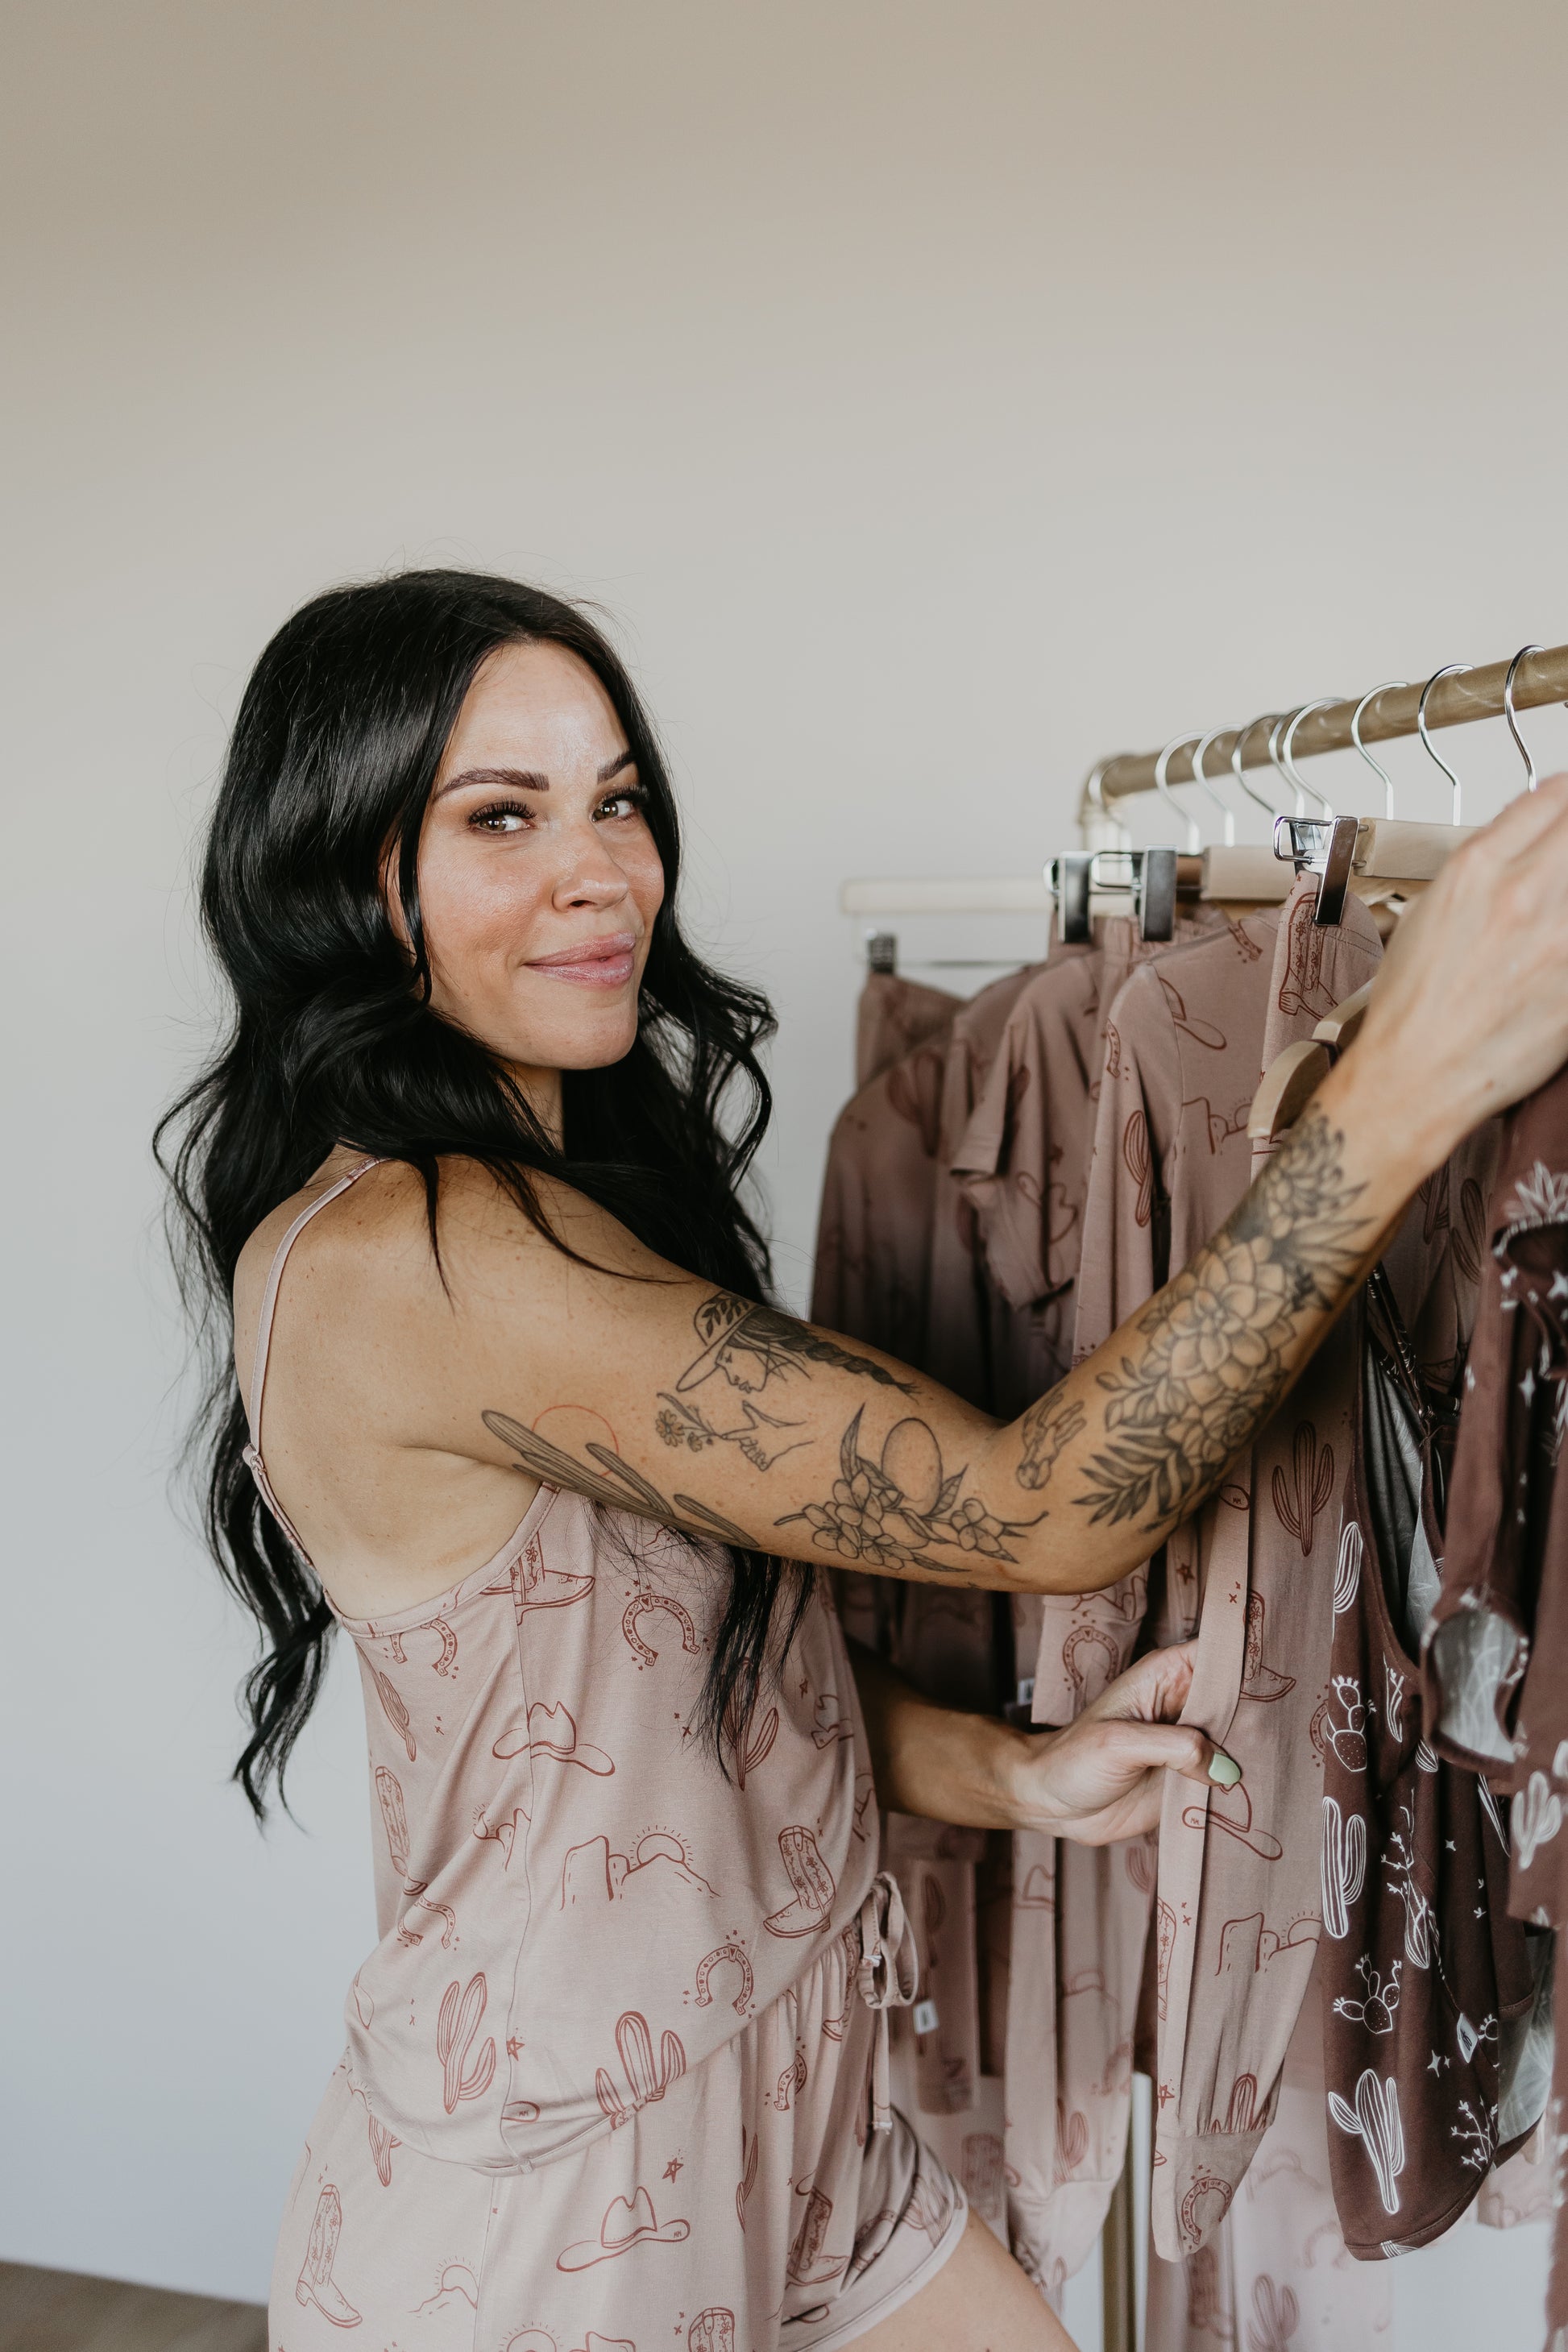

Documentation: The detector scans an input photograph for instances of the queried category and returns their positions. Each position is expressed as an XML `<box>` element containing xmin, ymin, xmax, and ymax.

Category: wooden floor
<box><xmin>0</xmin><ymin>2263</ymin><xmax>266</xmax><ymax>2352</ymax></box>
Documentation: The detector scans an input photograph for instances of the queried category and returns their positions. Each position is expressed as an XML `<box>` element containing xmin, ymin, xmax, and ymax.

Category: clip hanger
<box><xmin>1082</xmin><ymin>847</ymin><xmax>1178</xmax><ymax>942</ymax></box>
<box><xmin>1047</xmin><ymin>852</ymin><xmax>1094</xmax><ymax>944</ymax></box>
<box><xmin>1271</xmin><ymin>811</ymin><xmax>1359</xmax><ymax>925</ymax></box>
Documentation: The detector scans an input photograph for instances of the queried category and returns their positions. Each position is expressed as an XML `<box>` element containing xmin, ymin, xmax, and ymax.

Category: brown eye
<box><xmin>471</xmin><ymin>800</ymin><xmax>532</xmax><ymax>834</ymax></box>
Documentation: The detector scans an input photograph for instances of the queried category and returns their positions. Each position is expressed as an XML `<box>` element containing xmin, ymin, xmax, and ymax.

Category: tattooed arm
<box><xmin>277</xmin><ymin>776</ymin><xmax>1568</xmax><ymax>1613</ymax></box>
<box><xmin>450</xmin><ymin>1073</ymin><xmax>1412</xmax><ymax>1600</ymax></box>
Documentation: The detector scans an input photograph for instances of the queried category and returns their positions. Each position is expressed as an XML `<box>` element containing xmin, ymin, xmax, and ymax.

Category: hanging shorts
<box><xmin>272</xmin><ymin>1915</ymin><xmax>967</xmax><ymax>2352</ymax></box>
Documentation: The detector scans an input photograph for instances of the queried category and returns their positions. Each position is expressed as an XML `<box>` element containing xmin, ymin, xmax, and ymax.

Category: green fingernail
<box><xmin>1208</xmin><ymin>1750</ymin><xmax>1242</xmax><ymax>1788</ymax></box>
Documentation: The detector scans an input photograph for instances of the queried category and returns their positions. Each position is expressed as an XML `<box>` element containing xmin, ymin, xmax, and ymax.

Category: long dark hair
<box><xmin>159</xmin><ymin>569</ymin><xmax>810</xmax><ymax>1818</ymax></box>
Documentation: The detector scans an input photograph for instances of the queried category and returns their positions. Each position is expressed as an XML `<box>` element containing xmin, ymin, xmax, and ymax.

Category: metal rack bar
<box><xmin>1088</xmin><ymin>640</ymin><xmax>1568</xmax><ymax>810</ymax></box>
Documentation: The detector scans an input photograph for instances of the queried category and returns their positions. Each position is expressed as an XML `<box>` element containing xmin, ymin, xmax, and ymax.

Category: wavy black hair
<box><xmin>158</xmin><ymin>569</ymin><xmax>811</xmax><ymax>1818</ymax></box>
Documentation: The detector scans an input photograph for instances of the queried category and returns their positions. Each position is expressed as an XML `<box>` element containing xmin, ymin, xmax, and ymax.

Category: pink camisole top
<box><xmin>241</xmin><ymin>1158</ymin><xmax>900</xmax><ymax>2174</ymax></box>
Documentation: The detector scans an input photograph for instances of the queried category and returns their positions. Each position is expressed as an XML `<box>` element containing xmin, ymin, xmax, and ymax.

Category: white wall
<box><xmin>4</xmin><ymin>2</ymin><xmax>1566</xmax><ymax>2331</ymax></box>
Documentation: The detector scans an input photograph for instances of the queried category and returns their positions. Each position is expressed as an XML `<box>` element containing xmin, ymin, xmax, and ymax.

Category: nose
<box><xmin>549</xmin><ymin>812</ymin><xmax>633</xmax><ymax>912</ymax></box>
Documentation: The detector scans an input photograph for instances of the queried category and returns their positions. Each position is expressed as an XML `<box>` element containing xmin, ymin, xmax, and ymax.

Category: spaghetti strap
<box><xmin>245</xmin><ymin>1158</ymin><xmax>384</xmax><ymax>1445</ymax></box>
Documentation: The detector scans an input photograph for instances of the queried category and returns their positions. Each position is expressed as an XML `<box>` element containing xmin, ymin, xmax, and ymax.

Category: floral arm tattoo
<box><xmin>1068</xmin><ymin>1107</ymin><xmax>1374</xmax><ymax>1532</ymax></box>
<box><xmin>479</xmin><ymin>1107</ymin><xmax>1379</xmax><ymax>1593</ymax></box>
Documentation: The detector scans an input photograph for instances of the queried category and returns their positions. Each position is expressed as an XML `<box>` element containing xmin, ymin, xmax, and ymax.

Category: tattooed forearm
<box><xmin>1073</xmin><ymin>1108</ymin><xmax>1373</xmax><ymax>1532</ymax></box>
<box><xmin>1015</xmin><ymin>1391</ymin><xmax>1087</xmax><ymax>1491</ymax></box>
<box><xmin>482</xmin><ymin>1409</ymin><xmax>763</xmax><ymax>1550</ymax></box>
<box><xmin>777</xmin><ymin>1406</ymin><xmax>1045</xmax><ymax>1574</ymax></box>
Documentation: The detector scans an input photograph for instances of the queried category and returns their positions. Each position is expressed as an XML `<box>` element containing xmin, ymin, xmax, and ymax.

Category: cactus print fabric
<box><xmin>246</xmin><ymin>1166</ymin><xmax>965</xmax><ymax>2350</ymax></box>
<box><xmin>1047</xmin><ymin>911</ymin><xmax>1287</xmax><ymax>2283</ymax></box>
<box><xmin>1148</xmin><ymin>879</ymin><xmax>1385</xmax><ymax>2260</ymax></box>
<box><xmin>1321</xmin><ymin>1313</ymin><xmax>1538</xmax><ymax>2257</ymax></box>
<box><xmin>1425</xmin><ymin>1069</ymin><xmax>1568</xmax><ymax>2347</ymax></box>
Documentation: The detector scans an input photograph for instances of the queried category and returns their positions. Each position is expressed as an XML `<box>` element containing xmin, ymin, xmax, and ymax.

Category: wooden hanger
<box><xmin>1247</xmin><ymin>980</ymin><xmax>1375</xmax><ymax>1147</ymax></box>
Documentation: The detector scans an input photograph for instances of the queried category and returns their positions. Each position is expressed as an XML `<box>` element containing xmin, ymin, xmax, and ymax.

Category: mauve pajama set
<box><xmin>247</xmin><ymin>1164</ymin><xmax>966</xmax><ymax>2352</ymax></box>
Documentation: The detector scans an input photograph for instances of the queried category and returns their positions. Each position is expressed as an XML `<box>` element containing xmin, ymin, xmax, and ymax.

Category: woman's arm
<box><xmin>847</xmin><ymin>1636</ymin><xmax>1232</xmax><ymax>1845</ymax></box>
<box><xmin>371</xmin><ymin>774</ymin><xmax>1568</xmax><ymax>1599</ymax></box>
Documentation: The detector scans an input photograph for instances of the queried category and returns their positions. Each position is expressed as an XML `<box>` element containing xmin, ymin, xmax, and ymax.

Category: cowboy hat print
<box><xmin>492</xmin><ymin>1702</ymin><xmax>614</xmax><ymax>1774</ymax></box>
<box><xmin>557</xmin><ymin>2185</ymin><xmax>691</xmax><ymax>2271</ymax></box>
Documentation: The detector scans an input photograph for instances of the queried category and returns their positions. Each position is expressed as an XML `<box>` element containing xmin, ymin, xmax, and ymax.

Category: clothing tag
<box><xmin>913</xmin><ymin>1997</ymin><xmax>940</xmax><ymax>2036</ymax></box>
<box><xmin>1016</xmin><ymin>1676</ymin><xmax>1035</xmax><ymax>1707</ymax></box>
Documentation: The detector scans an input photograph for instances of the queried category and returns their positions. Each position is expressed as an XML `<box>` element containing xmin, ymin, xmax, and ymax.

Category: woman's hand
<box><xmin>847</xmin><ymin>1633</ymin><xmax>1236</xmax><ymax>1844</ymax></box>
<box><xmin>1001</xmin><ymin>1644</ymin><xmax>1237</xmax><ymax>1846</ymax></box>
<box><xmin>1352</xmin><ymin>769</ymin><xmax>1568</xmax><ymax>1168</ymax></box>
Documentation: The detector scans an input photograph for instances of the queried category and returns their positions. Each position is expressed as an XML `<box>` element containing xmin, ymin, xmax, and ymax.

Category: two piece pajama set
<box><xmin>248</xmin><ymin>1166</ymin><xmax>964</xmax><ymax>2352</ymax></box>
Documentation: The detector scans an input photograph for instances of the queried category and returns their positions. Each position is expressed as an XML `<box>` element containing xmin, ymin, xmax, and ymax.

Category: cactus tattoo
<box><xmin>483</xmin><ymin>1409</ymin><xmax>761</xmax><ymax>1549</ymax></box>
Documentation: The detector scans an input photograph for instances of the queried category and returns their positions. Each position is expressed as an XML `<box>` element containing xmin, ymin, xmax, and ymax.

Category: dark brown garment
<box><xmin>1321</xmin><ymin>1309</ymin><xmax>1535</xmax><ymax>2258</ymax></box>
<box><xmin>1425</xmin><ymin>1072</ymin><xmax>1568</xmax><ymax>1795</ymax></box>
<box><xmin>1421</xmin><ymin>1069</ymin><xmax>1568</xmax><ymax>2346</ymax></box>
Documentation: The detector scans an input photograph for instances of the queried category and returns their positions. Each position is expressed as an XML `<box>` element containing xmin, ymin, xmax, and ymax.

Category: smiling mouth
<box><xmin>525</xmin><ymin>932</ymin><xmax>638</xmax><ymax>989</ymax></box>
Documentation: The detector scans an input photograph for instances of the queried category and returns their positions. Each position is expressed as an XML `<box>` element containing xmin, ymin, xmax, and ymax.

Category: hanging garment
<box><xmin>922</xmin><ymin>960</ymin><xmax>1050</xmax><ymax>1408</ymax></box>
<box><xmin>856</xmin><ymin>969</ymin><xmax>964</xmax><ymax>1097</ymax></box>
<box><xmin>1151</xmin><ymin>877</ymin><xmax>1385</xmax><ymax>2261</ymax></box>
<box><xmin>249</xmin><ymin>1164</ymin><xmax>964</xmax><ymax>2352</ymax></box>
<box><xmin>1423</xmin><ymin>1068</ymin><xmax>1568</xmax><ymax>2346</ymax></box>
<box><xmin>1424</xmin><ymin>1067</ymin><xmax>1568</xmax><ymax>1793</ymax></box>
<box><xmin>811</xmin><ymin>962</ymin><xmax>1035</xmax><ymax>2250</ymax></box>
<box><xmin>812</xmin><ymin>988</ymin><xmax>960</xmax><ymax>1662</ymax></box>
<box><xmin>1321</xmin><ymin>1295</ymin><xmax>1538</xmax><ymax>2256</ymax></box>
<box><xmin>1002</xmin><ymin>911</ymin><xmax>1287</xmax><ymax>2289</ymax></box>
<box><xmin>811</xmin><ymin>983</ymin><xmax>960</xmax><ymax>1379</ymax></box>
<box><xmin>1145</xmin><ymin>1989</ymin><xmax>1395</xmax><ymax>2350</ymax></box>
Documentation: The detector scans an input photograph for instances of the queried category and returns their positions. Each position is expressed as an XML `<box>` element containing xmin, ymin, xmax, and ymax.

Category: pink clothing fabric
<box><xmin>1002</xmin><ymin>914</ymin><xmax>1286</xmax><ymax>2288</ymax></box>
<box><xmin>1151</xmin><ymin>879</ymin><xmax>1386</xmax><ymax>2259</ymax></box>
<box><xmin>856</xmin><ymin>970</ymin><xmax>963</xmax><ymax>1097</ymax></box>
<box><xmin>247</xmin><ymin>1162</ymin><xmax>964</xmax><ymax>2350</ymax></box>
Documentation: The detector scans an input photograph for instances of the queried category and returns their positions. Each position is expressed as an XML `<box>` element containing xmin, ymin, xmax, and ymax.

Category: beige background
<box><xmin>4</xmin><ymin>2</ymin><xmax>1566</xmax><ymax>2337</ymax></box>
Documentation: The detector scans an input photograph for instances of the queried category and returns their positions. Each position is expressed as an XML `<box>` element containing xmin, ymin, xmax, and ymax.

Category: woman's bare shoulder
<box><xmin>230</xmin><ymin>1152</ymin><xmax>653</xmax><ymax>1375</ymax></box>
<box><xmin>231</xmin><ymin>1154</ymin><xmax>461</xmax><ymax>1386</ymax></box>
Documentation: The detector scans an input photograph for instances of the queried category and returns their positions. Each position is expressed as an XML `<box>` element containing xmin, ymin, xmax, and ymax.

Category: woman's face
<box><xmin>410</xmin><ymin>638</ymin><xmax>666</xmax><ymax>1087</ymax></box>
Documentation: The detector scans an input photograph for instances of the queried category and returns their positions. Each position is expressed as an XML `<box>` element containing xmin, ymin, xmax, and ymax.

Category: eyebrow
<box><xmin>436</xmin><ymin>749</ymin><xmax>637</xmax><ymax>800</ymax></box>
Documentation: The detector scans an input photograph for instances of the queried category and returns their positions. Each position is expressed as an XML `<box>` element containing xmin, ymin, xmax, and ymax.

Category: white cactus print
<box><xmin>1331</xmin><ymin>1953</ymin><xmax>1402</xmax><ymax>2035</ymax></box>
<box><xmin>1450</xmin><ymin>2095</ymin><xmax>1496</xmax><ymax>2176</ymax></box>
<box><xmin>1321</xmin><ymin>1795</ymin><xmax>1367</xmax><ymax>1941</ymax></box>
<box><xmin>1513</xmin><ymin>1770</ymin><xmax>1564</xmax><ymax>1870</ymax></box>
<box><xmin>1334</xmin><ymin>1520</ymin><xmax>1363</xmax><ymax>1616</ymax></box>
<box><xmin>1510</xmin><ymin>1159</ymin><xmax>1568</xmax><ymax>1229</ymax></box>
<box><xmin>1383</xmin><ymin>1804</ymin><xmax>1437</xmax><ymax>1969</ymax></box>
<box><xmin>1328</xmin><ymin>2069</ymin><xmax>1405</xmax><ymax>2214</ymax></box>
<box><xmin>1383</xmin><ymin>1662</ymin><xmax>1406</xmax><ymax>1743</ymax></box>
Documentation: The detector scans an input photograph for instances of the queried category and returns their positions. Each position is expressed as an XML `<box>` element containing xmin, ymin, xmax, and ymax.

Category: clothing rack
<box><xmin>1085</xmin><ymin>638</ymin><xmax>1568</xmax><ymax>813</ymax></box>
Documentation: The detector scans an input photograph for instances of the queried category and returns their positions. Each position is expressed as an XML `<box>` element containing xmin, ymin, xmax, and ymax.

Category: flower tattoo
<box><xmin>1076</xmin><ymin>1110</ymin><xmax>1370</xmax><ymax>1530</ymax></box>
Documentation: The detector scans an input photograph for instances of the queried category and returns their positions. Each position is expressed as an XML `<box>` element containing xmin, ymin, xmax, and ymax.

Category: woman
<box><xmin>162</xmin><ymin>570</ymin><xmax>1568</xmax><ymax>2351</ymax></box>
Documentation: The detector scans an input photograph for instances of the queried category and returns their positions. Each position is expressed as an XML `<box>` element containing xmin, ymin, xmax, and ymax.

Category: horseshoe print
<box><xmin>693</xmin><ymin>1942</ymin><xmax>754</xmax><ymax>2015</ymax></box>
<box><xmin>383</xmin><ymin>1616</ymin><xmax>458</xmax><ymax>1676</ymax></box>
<box><xmin>622</xmin><ymin>1587</ymin><xmax>700</xmax><ymax>1669</ymax></box>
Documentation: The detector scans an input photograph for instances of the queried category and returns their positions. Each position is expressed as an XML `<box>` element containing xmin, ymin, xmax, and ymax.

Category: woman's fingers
<box><xmin>1086</xmin><ymin>1716</ymin><xmax>1223</xmax><ymax>1790</ymax></box>
<box><xmin>1077</xmin><ymin>1641</ymin><xmax>1196</xmax><ymax>1726</ymax></box>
